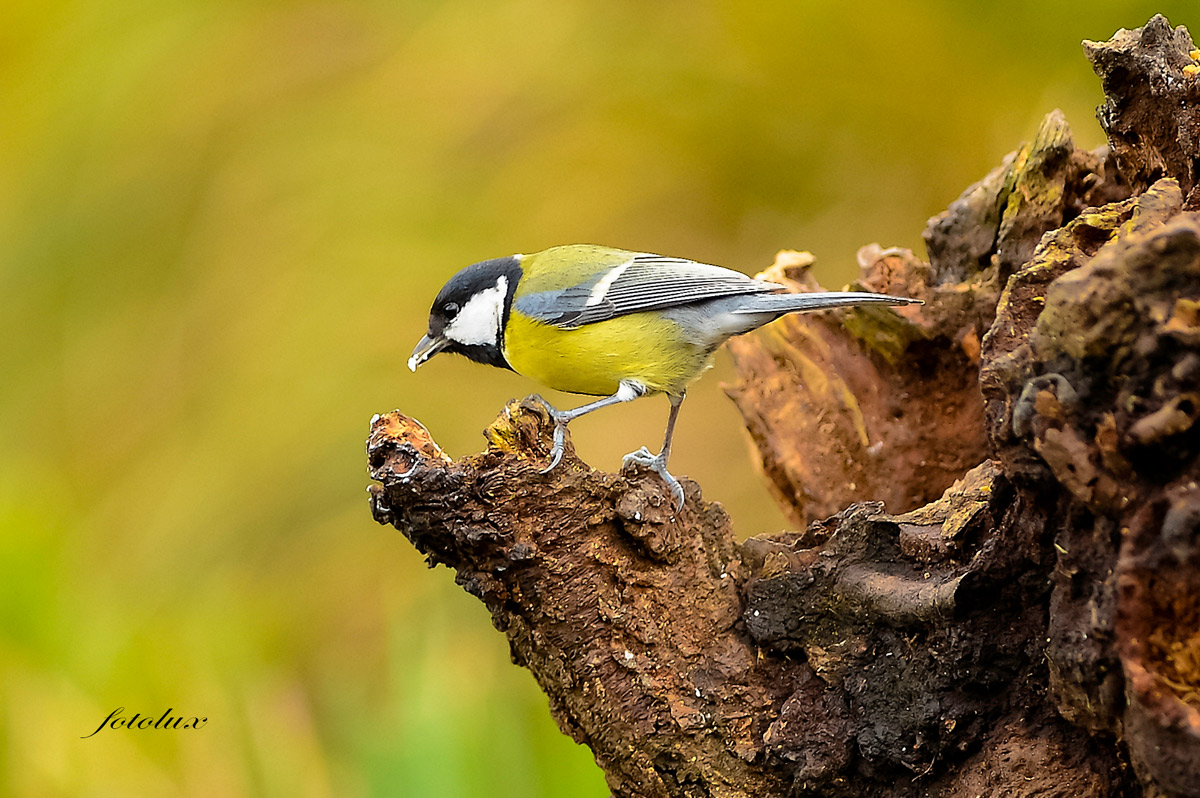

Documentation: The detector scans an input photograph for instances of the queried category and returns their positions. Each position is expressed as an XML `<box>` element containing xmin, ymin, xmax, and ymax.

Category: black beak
<box><xmin>408</xmin><ymin>333</ymin><xmax>448</xmax><ymax>372</ymax></box>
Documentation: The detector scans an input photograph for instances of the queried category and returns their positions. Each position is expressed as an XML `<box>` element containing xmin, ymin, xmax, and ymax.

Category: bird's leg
<box><xmin>622</xmin><ymin>391</ymin><xmax>686</xmax><ymax>511</ymax></box>
<box><xmin>533</xmin><ymin>381</ymin><xmax>647</xmax><ymax>473</ymax></box>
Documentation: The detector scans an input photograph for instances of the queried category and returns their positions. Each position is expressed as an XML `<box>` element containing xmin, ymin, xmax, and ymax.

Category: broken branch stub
<box><xmin>369</xmin><ymin>399</ymin><xmax>808</xmax><ymax>798</ymax></box>
<box><xmin>1085</xmin><ymin>14</ymin><xmax>1200</xmax><ymax>203</ymax></box>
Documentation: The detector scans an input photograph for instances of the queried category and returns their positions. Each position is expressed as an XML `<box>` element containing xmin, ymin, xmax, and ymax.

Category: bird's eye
<box><xmin>443</xmin><ymin>302</ymin><xmax>459</xmax><ymax>318</ymax></box>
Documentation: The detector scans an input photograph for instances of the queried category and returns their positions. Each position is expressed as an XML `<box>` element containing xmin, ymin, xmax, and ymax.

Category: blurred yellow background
<box><xmin>1</xmin><ymin>1</ymin><xmax>1193</xmax><ymax>795</ymax></box>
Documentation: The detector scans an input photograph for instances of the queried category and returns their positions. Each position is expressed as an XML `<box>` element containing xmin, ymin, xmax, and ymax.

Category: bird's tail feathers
<box><xmin>732</xmin><ymin>290</ymin><xmax>921</xmax><ymax>315</ymax></box>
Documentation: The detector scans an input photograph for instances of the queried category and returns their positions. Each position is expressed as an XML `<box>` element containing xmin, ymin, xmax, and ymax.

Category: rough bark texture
<box><xmin>369</xmin><ymin>15</ymin><xmax>1200</xmax><ymax>798</ymax></box>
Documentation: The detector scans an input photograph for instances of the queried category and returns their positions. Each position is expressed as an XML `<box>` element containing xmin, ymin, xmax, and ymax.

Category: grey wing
<box><xmin>515</xmin><ymin>253</ymin><xmax>783</xmax><ymax>329</ymax></box>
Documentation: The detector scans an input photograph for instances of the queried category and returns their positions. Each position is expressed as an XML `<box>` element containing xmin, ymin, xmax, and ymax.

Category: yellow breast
<box><xmin>503</xmin><ymin>311</ymin><xmax>714</xmax><ymax>397</ymax></box>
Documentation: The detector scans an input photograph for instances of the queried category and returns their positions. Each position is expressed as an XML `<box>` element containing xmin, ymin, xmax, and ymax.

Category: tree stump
<box><xmin>369</xmin><ymin>15</ymin><xmax>1200</xmax><ymax>798</ymax></box>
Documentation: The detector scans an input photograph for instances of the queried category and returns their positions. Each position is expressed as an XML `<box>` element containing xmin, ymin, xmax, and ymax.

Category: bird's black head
<box><xmin>409</xmin><ymin>256</ymin><xmax>522</xmax><ymax>372</ymax></box>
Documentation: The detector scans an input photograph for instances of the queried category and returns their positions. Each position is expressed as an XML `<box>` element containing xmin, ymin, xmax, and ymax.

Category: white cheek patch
<box><xmin>444</xmin><ymin>276</ymin><xmax>508</xmax><ymax>347</ymax></box>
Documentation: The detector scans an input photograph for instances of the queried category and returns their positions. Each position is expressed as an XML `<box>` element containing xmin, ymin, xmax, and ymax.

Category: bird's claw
<box><xmin>528</xmin><ymin>394</ymin><xmax>556</xmax><ymax>415</ymax></box>
<box><xmin>622</xmin><ymin>448</ymin><xmax>685</xmax><ymax>512</ymax></box>
<box><xmin>540</xmin><ymin>422</ymin><xmax>567</xmax><ymax>474</ymax></box>
<box><xmin>528</xmin><ymin>395</ymin><xmax>571</xmax><ymax>474</ymax></box>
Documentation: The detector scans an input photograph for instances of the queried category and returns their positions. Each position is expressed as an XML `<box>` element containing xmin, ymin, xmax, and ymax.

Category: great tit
<box><xmin>409</xmin><ymin>244</ymin><xmax>920</xmax><ymax>510</ymax></box>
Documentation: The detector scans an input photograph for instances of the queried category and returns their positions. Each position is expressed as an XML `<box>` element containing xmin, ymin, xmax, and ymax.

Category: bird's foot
<box><xmin>529</xmin><ymin>395</ymin><xmax>570</xmax><ymax>474</ymax></box>
<box><xmin>622</xmin><ymin>447</ymin><xmax>685</xmax><ymax>512</ymax></box>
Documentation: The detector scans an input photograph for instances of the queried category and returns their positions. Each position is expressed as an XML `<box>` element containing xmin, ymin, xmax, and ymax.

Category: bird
<box><xmin>409</xmin><ymin>244</ymin><xmax>920</xmax><ymax>511</ymax></box>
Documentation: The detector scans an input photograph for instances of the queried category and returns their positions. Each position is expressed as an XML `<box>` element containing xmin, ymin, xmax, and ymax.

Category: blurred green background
<box><xmin>1</xmin><ymin>1</ymin><xmax>1194</xmax><ymax>795</ymax></box>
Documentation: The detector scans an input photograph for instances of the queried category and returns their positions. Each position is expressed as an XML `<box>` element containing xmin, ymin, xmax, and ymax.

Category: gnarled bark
<box><xmin>369</xmin><ymin>15</ymin><xmax>1200</xmax><ymax>798</ymax></box>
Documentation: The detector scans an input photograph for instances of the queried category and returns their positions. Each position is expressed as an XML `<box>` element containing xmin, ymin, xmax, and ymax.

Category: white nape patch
<box><xmin>444</xmin><ymin>275</ymin><xmax>508</xmax><ymax>347</ymax></box>
<box><xmin>585</xmin><ymin>259</ymin><xmax>632</xmax><ymax>307</ymax></box>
